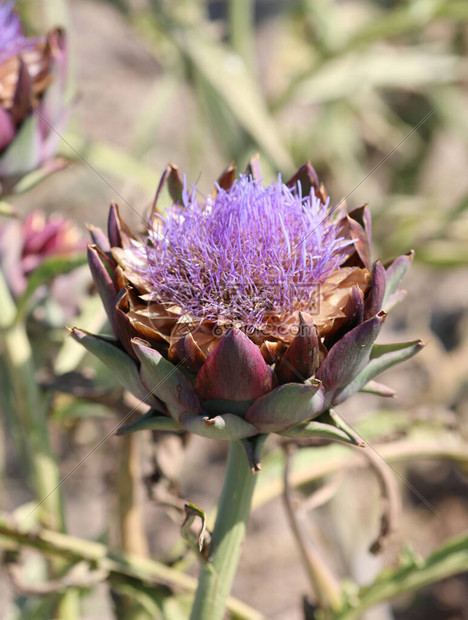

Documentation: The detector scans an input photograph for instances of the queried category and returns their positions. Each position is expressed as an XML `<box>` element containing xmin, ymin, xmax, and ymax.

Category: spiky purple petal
<box><xmin>130</xmin><ymin>175</ymin><xmax>353</xmax><ymax>330</ymax></box>
<box><xmin>0</xmin><ymin>2</ymin><xmax>27</xmax><ymax>63</ymax></box>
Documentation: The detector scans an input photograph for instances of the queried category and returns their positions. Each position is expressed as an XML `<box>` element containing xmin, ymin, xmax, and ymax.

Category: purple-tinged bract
<box><xmin>73</xmin><ymin>159</ymin><xmax>424</xmax><ymax>468</ymax></box>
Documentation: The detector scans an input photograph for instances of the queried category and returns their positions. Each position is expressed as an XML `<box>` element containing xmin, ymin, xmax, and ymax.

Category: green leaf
<box><xmin>54</xmin><ymin>296</ymin><xmax>107</xmax><ymax>375</ymax></box>
<box><xmin>291</xmin><ymin>50</ymin><xmax>463</xmax><ymax>106</ymax></box>
<box><xmin>131</xmin><ymin>76</ymin><xmax>178</xmax><ymax>157</ymax></box>
<box><xmin>15</xmin><ymin>254</ymin><xmax>87</xmax><ymax>321</ymax></box>
<box><xmin>0</xmin><ymin>115</ymin><xmax>41</xmax><ymax>177</ymax></box>
<box><xmin>70</xmin><ymin>328</ymin><xmax>150</xmax><ymax>403</ymax></box>
<box><xmin>278</xmin><ymin>419</ymin><xmax>362</xmax><ymax>445</ymax></box>
<box><xmin>416</xmin><ymin>240</ymin><xmax>468</xmax><ymax>267</ymax></box>
<box><xmin>369</xmin><ymin>340</ymin><xmax>424</xmax><ymax>360</ymax></box>
<box><xmin>335</xmin><ymin>340</ymin><xmax>424</xmax><ymax>404</ymax></box>
<box><xmin>0</xmin><ymin>200</ymin><xmax>17</xmax><ymax>217</ymax></box>
<box><xmin>181</xmin><ymin>502</ymin><xmax>208</xmax><ymax>556</ymax></box>
<box><xmin>52</xmin><ymin>399</ymin><xmax>113</xmax><ymax>422</ymax></box>
<box><xmin>116</xmin><ymin>410</ymin><xmax>181</xmax><ymax>435</ymax></box>
<box><xmin>382</xmin><ymin>251</ymin><xmax>414</xmax><ymax>309</ymax></box>
<box><xmin>170</xmin><ymin>27</ymin><xmax>294</xmax><ymax>173</ymax></box>
<box><xmin>10</xmin><ymin>159</ymin><xmax>68</xmax><ymax>195</ymax></box>
<box><xmin>60</xmin><ymin>129</ymin><xmax>157</xmax><ymax>193</ymax></box>
<box><xmin>336</xmin><ymin>533</ymin><xmax>468</xmax><ymax>620</ymax></box>
<box><xmin>131</xmin><ymin>338</ymin><xmax>201</xmax><ymax>421</ymax></box>
<box><xmin>359</xmin><ymin>380</ymin><xmax>395</xmax><ymax>397</ymax></box>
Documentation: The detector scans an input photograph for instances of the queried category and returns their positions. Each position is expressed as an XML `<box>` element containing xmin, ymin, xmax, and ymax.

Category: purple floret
<box><xmin>0</xmin><ymin>2</ymin><xmax>28</xmax><ymax>63</ymax></box>
<box><xmin>136</xmin><ymin>175</ymin><xmax>352</xmax><ymax>328</ymax></box>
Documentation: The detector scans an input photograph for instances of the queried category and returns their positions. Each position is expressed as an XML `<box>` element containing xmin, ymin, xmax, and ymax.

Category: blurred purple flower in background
<box><xmin>0</xmin><ymin>1</ymin><xmax>68</xmax><ymax>196</ymax></box>
<box><xmin>0</xmin><ymin>210</ymin><xmax>87</xmax><ymax>319</ymax></box>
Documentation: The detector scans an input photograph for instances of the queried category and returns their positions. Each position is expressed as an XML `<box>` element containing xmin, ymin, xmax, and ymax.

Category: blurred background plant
<box><xmin>0</xmin><ymin>0</ymin><xmax>467</xmax><ymax>619</ymax></box>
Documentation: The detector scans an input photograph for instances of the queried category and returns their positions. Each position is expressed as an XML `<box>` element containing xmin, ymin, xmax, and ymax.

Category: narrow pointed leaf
<box><xmin>370</xmin><ymin>340</ymin><xmax>425</xmax><ymax>359</ymax></box>
<box><xmin>116</xmin><ymin>410</ymin><xmax>181</xmax><ymax>435</ymax></box>
<box><xmin>107</xmin><ymin>202</ymin><xmax>136</xmax><ymax>249</ymax></box>
<box><xmin>87</xmin><ymin>225</ymin><xmax>111</xmax><ymax>253</ymax></box>
<box><xmin>16</xmin><ymin>254</ymin><xmax>86</xmax><ymax>320</ymax></box>
<box><xmin>132</xmin><ymin>337</ymin><xmax>201</xmax><ymax>420</ymax></box>
<box><xmin>245</xmin><ymin>153</ymin><xmax>262</xmax><ymax>180</ymax></box>
<box><xmin>172</xmin><ymin>29</ymin><xmax>293</xmax><ymax>172</ymax></box>
<box><xmin>316</xmin><ymin>312</ymin><xmax>386</xmax><ymax>393</ymax></box>
<box><xmin>242</xmin><ymin>434</ymin><xmax>267</xmax><ymax>473</ymax></box>
<box><xmin>364</xmin><ymin>261</ymin><xmax>386</xmax><ymax>320</ymax></box>
<box><xmin>360</xmin><ymin>380</ymin><xmax>396</xmax><ymax>397</ymax></box>
<box><xmin>343</xmin><ymin>206</ymin><xmax>372</xmax><ymax>269</ymax></box>
<box><xmin>216</xmin><ymin>163</ymin><xmax>236</xmax><ymax>191</ymax></box>
<box><xmin>286</xmin><ymin>162</ymin><xmax>327</xmax><ymax>203</ymax></box>
<box><xmin>278</xmin><ymin>420</ymin><xmax>362</xmax><ymax>445</ymax></box>
<box><xmin>0</xmin><ymin>115</ymin><xmax>41</xmax><ymax>177</ymax></box>
<box><xmin>383</xmin><ymin>251</ymin><xmax>414</xmax><ymax>308</ymax></box>
<box><xmin>327</xmin><ymin>410</ymin><xmax>365</xmax><ymax>445</ymax></box>
<box><xmin>87</xmin><ymin>245</ymin><xmax>118</xmax><ymax>334</ymax></box>
<box><xmin>167</xmin><ymin>164</ymin><xmax>184</xmax><ymax>203</ymax></box>
<box><xmin>383</xmin><ymin>289</ymin><xmax>407</xmax><ymax>313</ymax></box>
<box><xmin>70</xmin><ymin>328</ymin><xmax>157</xmax><ymax>405</ymax></box>
<box><xmin>181</xmin><ymin>502</ymin><xmax>208</xmax><ymax>556</ymax></box>
<box><xmin>335</xmin><ymin>339</ymin><xmax>424</xmax><ymax>403</ymax></box>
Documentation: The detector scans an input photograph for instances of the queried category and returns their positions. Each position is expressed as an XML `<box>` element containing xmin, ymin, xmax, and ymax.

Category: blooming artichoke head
<box><xmin>0</xmin><ymin>2</ymin><xmax>68</xmax><ymax>195</ymax></box>
<box><xmin>73</xmin><ymin>159</ymin><xmax>423</xmax><ymax>468</ymax></box>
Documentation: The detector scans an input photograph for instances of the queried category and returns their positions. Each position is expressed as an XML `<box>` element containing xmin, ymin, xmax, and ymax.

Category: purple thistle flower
<box><xmin>74</xmin><ymin>160</ymin><xmax>423</xmax><ymax>454</ymax></box>
<box><xmin>0</xmin><ymin>2</ymin><xmax>27</xmax><ymax>64</ymax></box>
<box><xmin>133</xmin><ymin>175</ymin><xmax>353</xmax><ymax>330</ymax></box>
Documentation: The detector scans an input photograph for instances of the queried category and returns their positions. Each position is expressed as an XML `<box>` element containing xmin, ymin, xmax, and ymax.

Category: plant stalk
<box><xmin>0</xmin><ymin>271</ymin><xmax>78</xmax><ymax>618</ymax></box>
<box><xmin>116</xmin><ymin>434</ymin><xmax>150</xmax><ymax>619</ymax></box>
<box><xmin>0</xmin><ymin>273</ymin><xmax>64</xmax><ymax>531</ymax></box>
<box><xmin>283</xmin><ymin>445</ymin><xmax>342</xmax><ymax>614</ymax></box>
<box><xmin>117</xmin><ymin>433</ymin><xmax>149</xmax><ymax>558</ymax></box>
<box><xmin>190</xmin><ymin>440</ymin><xmax>258</xmax><ymax>620</ymax></box>
<box><xmin>0</xmin><ymin>511</ymin><xmax>266</xmax><ymax>620</ymax></box>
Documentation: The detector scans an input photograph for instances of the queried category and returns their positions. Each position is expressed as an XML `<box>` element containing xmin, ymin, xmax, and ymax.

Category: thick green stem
<box><xmin>116</xmin><ymin>434</ymin><xmax>150</xmax><ymax>620</ymax></box>
<box><xmin>190</xmin><ymin>440</ymin><xmax>258</xmax><ymax>620</ymax></box>
<box><xmin>117</xmin><ymin>433</ymin><xmax>149</xmax><ymax>558</ymax></box>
